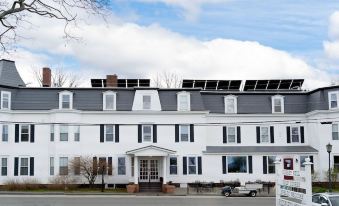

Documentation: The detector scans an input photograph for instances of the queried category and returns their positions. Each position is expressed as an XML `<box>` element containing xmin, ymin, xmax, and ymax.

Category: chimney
<box><xmin>42</xmin><ymin>67</ymin><xmax>51</xmax><ymax>87</ymax></box>
<box><xmin>106</xmin><ymin>74</ymin><xmax>118</xmax><ymax>87</ymax></box>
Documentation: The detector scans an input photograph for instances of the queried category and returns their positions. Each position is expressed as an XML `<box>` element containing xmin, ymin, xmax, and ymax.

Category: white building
<box><xmin>0</xmin><ymin>59</ymin><xmax>339</xmax><ymax>190</ymax></box>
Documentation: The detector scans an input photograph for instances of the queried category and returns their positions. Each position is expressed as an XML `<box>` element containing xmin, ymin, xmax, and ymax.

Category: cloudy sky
<box><xmin>3</xmin><ymin>0</ymin><xmax>339</xmax><ymax>89</ymax></box>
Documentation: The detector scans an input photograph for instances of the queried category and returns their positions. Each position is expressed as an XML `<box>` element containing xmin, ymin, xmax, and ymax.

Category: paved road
<box><xmin>0</xmin><ymin>195</ymin><xmax>275</xmax><ymax>206</ymax></box>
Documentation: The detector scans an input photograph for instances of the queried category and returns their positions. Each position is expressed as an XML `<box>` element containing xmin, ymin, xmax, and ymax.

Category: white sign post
<box><xmin>275</xmin><ymin>156</ymin><xmax>313</xmax><ymax>206</ymax></box>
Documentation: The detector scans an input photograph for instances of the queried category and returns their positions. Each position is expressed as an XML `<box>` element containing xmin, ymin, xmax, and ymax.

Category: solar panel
<box><xmin>92</xmin><ymin>79</ymin><xmax>150</xmax><ymax>88</ymax></box>
<box><xmin>243</xmin><ymin>79</ymin><xmax>304</xmax><ymax>91</ymax></box>
<box><xmin>181</xmin><ymin>79</ymin><xmax>242</xmax><ymax>90</ymax></box>
<box><xmin>91</xmin><ymin>79</ymin><xmax>106</xmax><ymax>87</ymax></box>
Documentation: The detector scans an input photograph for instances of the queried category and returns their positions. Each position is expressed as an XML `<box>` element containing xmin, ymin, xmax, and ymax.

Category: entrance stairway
<box><xmin>139</xmin><ymin>182</ymin><xmax>162</xmax><ymax>192</ymax></box>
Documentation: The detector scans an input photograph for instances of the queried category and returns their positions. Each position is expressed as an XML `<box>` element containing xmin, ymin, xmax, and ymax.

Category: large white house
<box><xmin>0</xmin><ymin>59</ymin><xmax>339</xmax><ymax>190</ymax></box>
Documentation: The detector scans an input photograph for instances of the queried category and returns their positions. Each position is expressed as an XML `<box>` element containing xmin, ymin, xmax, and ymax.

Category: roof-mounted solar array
<box><xmin>182</xmin><ymin>79</ymin><xmax>242</xmax><ymax>90</ymax></box>
<box><xmin>243</xmin><ymin>79</ymin><xmax>304</xmax><ymax>91</ymax></box>
<box><xmin>91</xmin><ymin>79</ymin><xmax>150</xmax><ymax>88</ymax></box>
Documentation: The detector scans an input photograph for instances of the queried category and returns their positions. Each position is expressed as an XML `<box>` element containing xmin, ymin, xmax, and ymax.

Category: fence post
<box><xmin>303</xmin><ymin>158</ymin><xmax>313</xmax><ymax>206</ymax></box>
<box><xmin>274</xmin><ymin>157</ymin><xmax>281</xmax><ymax>206</ymax></box>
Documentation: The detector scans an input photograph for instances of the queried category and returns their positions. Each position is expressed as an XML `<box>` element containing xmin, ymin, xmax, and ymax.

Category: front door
<box><xmin>139</xmin><ymin>159</ymin><xmax>159</xmax><ymax>182</ymax></box>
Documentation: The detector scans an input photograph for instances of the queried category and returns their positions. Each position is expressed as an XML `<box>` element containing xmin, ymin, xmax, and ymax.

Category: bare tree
<box><xmin>0</xmin><ymin>0</ymin><xmax>109</xmax><ymax>52</ymax></box>
<box><xmin>33</xmin><ymin>67</ymin><xmax>82</xmax><ymax>87</ymax></box>
<box><xmin>153</xmin><ymin>71</ymin><xmax>182</xmax><ymax>88</ymax></box>
<box><xmin>70</xmin><ymin>156</ymin><xmax>97</xmax><ymax>187</ymax></box>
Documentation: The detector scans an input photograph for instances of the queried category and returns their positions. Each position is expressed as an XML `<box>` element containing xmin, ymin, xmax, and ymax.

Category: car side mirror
<box><xmin>321</xmin><ymin>203</ymin><xmax>328</xmax><ymax>206</ymax></box>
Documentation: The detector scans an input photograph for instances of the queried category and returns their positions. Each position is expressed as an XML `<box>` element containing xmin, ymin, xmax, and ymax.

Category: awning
<box><xmin>203</xmin><ymin>146</ymin><xmax>318</xmax><ymax>154</ymax></box>
<box><xmin>126</xmin><ymin>145</ymin><xmax>176</xmax><ymax>156</ymax></box>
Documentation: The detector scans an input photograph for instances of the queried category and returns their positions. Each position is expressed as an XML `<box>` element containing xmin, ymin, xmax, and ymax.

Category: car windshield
<box><xmin>330</xmin><ymin>196</ymin><xmax>339</xmax><ymax>206</ymax></box>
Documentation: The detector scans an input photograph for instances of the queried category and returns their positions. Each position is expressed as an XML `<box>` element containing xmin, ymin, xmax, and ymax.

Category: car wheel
<box><xmin>224</xmin><ymin>192</ymin><xmax>231</xmax><ymax>197</ymax></box>
<box><xmin>249</xmin><ymin>191</ymin><xmax>257</xmax><ymax>197</ymax></box>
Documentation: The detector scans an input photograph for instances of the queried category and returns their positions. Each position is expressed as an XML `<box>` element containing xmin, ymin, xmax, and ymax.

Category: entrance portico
<box><xmin>126</xmin><ymin>145</ymin><xmax>176</xmax><ymax>185</ymax></box>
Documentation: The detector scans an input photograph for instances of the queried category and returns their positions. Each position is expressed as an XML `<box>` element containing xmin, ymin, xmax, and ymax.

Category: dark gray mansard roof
<box><xmin>204</xmin><ymin>146</ymin><xmax>318</xmax><ymax>154</ymax></box>
<box><xmin>0</xmin><ymin>60</ymin><xmax>25</xmax><ymax>87</ymax></box>
<box><xmin>0</xmin><ymin>85</ymin><xmax>337</xmax><ymax>113</ymax></box>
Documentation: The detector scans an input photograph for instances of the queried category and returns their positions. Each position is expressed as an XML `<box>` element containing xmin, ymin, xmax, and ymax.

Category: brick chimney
<box><xmin>106</xmin><ymin>74</ymin><xmax>118</xmax><ymax>87</ymax></box>
<box><xmin>42</xmin><ymin>67</ymin><xmax>51</xmax><ymax>87</ymax></box>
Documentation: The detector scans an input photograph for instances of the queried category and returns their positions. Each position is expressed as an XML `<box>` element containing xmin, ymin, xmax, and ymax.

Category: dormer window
<box><xmin>59</xmin><ymin>91</ymin><xmax>73</xmax><ymax>109</ymax></box>
<box><xmin>272</xmin><ymin>95</ymin><xmax>284</xmax><ymax>113</ymax></box>
<box><xmin>329</xmin><ymin>91</ymin><xmax>339</xmax><ymax>109</ymax></box>
<box><xmin>142</xmin><ymin>95</ymin><xmax>151</xmax><ymax>110</ymax></box>
<box><xmin>177</xmin><ymin>92</ymin><xmax>190</xmax><ymax>111</ymax></box>
<box><xmin>1</xmin><ymin>91</ymin><xmax>11</xmax><ymax>110</ymax></box>
<box><xmin>224</xmin><ymin>95</ymin><xmax>237</xmax><ymax>114</ymax></box>
<box><xmin>103</xmin><ymin>91</ymin><xmax>116</xmax><ymax>110</ymax></box>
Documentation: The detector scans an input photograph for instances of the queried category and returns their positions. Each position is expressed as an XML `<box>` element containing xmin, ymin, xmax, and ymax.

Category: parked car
<box><xmin>312</xmin><ymin>193</ymin><xmax>339</xmax><ymax>206</ymax></box>
<box><xmin>221</xmin><ymin>184</ymin><xmax>260</xmax><ymax>197</ymax></box>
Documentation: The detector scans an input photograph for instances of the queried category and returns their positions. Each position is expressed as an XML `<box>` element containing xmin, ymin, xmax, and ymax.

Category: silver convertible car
<box><xmin>312</xmin><ymin>193</ymin><xmax>339</xmax><ymax>206</ymax></box>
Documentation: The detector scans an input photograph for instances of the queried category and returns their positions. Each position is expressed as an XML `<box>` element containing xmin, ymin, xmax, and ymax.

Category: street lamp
<box><xmin>326</xmin><ymin>143</ymin><xmax>333</xmax><ymax>193</ymax></box>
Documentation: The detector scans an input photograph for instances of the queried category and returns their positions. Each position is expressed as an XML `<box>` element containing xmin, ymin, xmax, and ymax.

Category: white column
<box><xmin>274</xmin><ymin>157</ymin><xmax>281</xmax><ymax>206</ymax></box>
<box><xmin>134</xmin><ymin>156</ymin><xmax>138</xmax><ymax>184</ymax></box>
<box><xmin>304</xmin><ymin>158</ymin><xmax>313</xmax><ymax>206</ymax></box>
<box><xmin>163</xmin><ymin>156</ymin><xmax>167</xmax><ymax>184</ymax></box>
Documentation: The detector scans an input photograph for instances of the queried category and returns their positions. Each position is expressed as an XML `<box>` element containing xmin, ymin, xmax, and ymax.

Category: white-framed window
<box><xmin>118</xmin><ymin>157</ymin><xmax>126</xmax><ymax>175</ymax></box>
<box><xmin>329</xmin><ymin>91</ymin><xmax>339</xmax><ymax>109</ymax></box>
<box><xmin>103</xmin><ymin>91</ymin><xmax>116</xmax><ymax>110</ymax></box>
<box><xmin>272</xmin><ymin>95</ymin><xmax>284</xmax><ymax>113</ymax></box>
<box><xmin>73</xmin><ymin>157</ymin><xmax>81</xmax><ymax>175</ymax></box>
<box><xmin>177</xmin><ymin>92</ymin><xmax>190</xmax><ymax>111</ymax></box>
<box><xmin>105</xmin><ymin>125</ymin><xmax>114</xmax><ymax>142</ymax></box>
<box><xmin>142</xmin><ymin>125</ymin><xmax>152</xmax><ymax>142</ymax></box>
<box><xmin>180</xmin><ymin>125</ymin><xmax>190</xmax><ymax>142</ymax></box>
<box><xmin>333</xmin><ymin>124</ymin><xmax>339</xmax><ymax>140</ymax></box>
<box><xmin>142</xmin><ymin>95</ymin><xmax>151</xmax><ymax>110</ymax></box>
<box><xmin>20</xmin><ymin>124</ymin><xmax>30</xmax><ymax>142</ymax></box>
<box><xmin>1</xmin><ymin>157</ymin><xmax>7</xmax><ymax>176</ymax></box>
<box><xmin>291</xmin><ymin>126</ymin><xmax>300</xmax><ymax>143</ymax></box>
<box><xmin>50</xmin><ymin>125</ymin><xmax>54</xmax><ymax>142</ymax></box>
<box><xmin>2</xmin><ymin>124</ymin><xmax>8</xmax><ymax>142</ymax></box>
<box><xmin>265</xmin><ymin>156</ymin><xmax>276</xmax><ymax>174</ymax></box>
<box><xmin>227</xmin><ymin>126</ymin><xmax>236</xmax><ymax>143</ymax></box>
<box><xmin>59</xmin><ymin>91</ymin><xmax>73</xmax><ymax>109</ymax></box>
<box><xmin>169</xmin><ymin>157</ymin><xmax>177</xmax><ymax>175</ymax></box>
<box><xmin>227</xmin><ymin>156</ymin><xmax>247</xmax><ymax>173</ymax></box>
<box><xmin>188</xmin><ymin>157</ymin><xmax>197</xmax><ymax>174</ymax></box>
<box><xmin>50</xmin><ymin>157</ymin><xmax>54</xmax><ymax>176</ymax></box>
<box><xmin>74</xmin><ymin>126</ymin><xmax>80</xmax><ymax>142</ymax></box>
<box><xmin>59</xmin><ymin>157</ymin><xmax>68</xmax><ymax>175</ymax></box>
<box><xmin>1</xmin><ymin>91</ymin><xmax>11</xmax><ymax>110</ymax></box>
<box><xmin>260</xmin><ymin>126</ymin><xmax>270</xmax><ymax>143</ymax></box>
<box><xmin>224</xmin><ymin>95</ymin><xmax>237</xmax><ymax>114</ymax></box>
<box><xmin>60</xmin><ymin>125</ymin><xmax>68</xmax><ymax>141</ymax></box>
<box><xmin>20</xmin><ymin>157</ymin><xmax>29</xmax><ymax>176</ymax></box>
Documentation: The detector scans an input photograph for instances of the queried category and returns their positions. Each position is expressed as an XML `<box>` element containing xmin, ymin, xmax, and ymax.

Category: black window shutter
<box><xmin>300</xmin><ymin>126</ymin><xmax>305</xmax><ymax>143</ymax></box>
<box><xmin>108</xmin><ymin>157</ymin><xmax>113</xmax><ymax>175</ymax></box>
<box><xmin>287</xmin><ymin>126</ymin><xmax>291</xmax><ymax>143</ymax></box>
<box><xmin>153</xmin><ymin>125</ymin><xmax>157</xmax><ymax>143</ymax></box>
<box><xmin>93</xmin><ymin>157</ymin><xmax>98</xmax><ymax>175</ymax></box>
<box><xmin>115</xmin><ymin>125</ymin><xmax>119</xmax><ymax>143</ymax></box>
<box><xmin>256</xmin><ymin>126</ymin><xmax>261</xmax><ymax>143</ymax></box>
<box><xmin>183</xmin><ymin>157</ymin><xmax>187</xmax><ymax>175</ymax></box>
<box><xmin>30</xmin><ymin>125</ymin><xmax>35</xmax><ymax>143</ymax></box>
<box><xmin>248</xmin><ymin>156</ymin><xmax>253</xmax><ymax>174</ymax></box>
<box><xmin>198</xmin><ymin>156</ymin><xmax>202</xmax><ymax>175</ymax></box>
<box><xmin>138</xmin><ymin>125</ymin><xmax>142</xmax><ymax>143</ymax></box>
<box><xmin>263</xmin><ymin>156</ymin><xmax>267</xmax><ymax>174</ymax></box>
<box><xmin>310</xmin><ymin>156</ymin><xmax>314</xmax><ymax>172</ymax></box>
<box><xmin>14</xmin><ymin>157</ymin><xmax>19</xmax><ymax>176</ymax></box>
<box><xmin>223</xmin><ymin>126</ymin><xmax>227</xmax><ymax>143</ymax></box>
<box><xmin>190</xmin><ymin>124</ymin><xmax>194</xmax><ymax>142</ymax></box>
<box><xmin>30</xmin><ymin>157</ymin><xmax>34</xmax><ymax>176</ymax></box>
<box><xmin>270</xmin><ymin>126</ymin><xmax>274</xmax><ymax>143</ymax></box>
<box><xmin>175</xmin><ymin>124</ymin><xmax>179</xmax><ymax>142</ymax></box>
<box><xmin>222</xmin><ymin>156</ymin><xmax>227</xmax><ymax>174</ymax></box>
<box><xmin>237</xmin><ymin>126</ymin><xmax>241</xmax><ymax>143</ymax></box>
<box><xmin>15</xmin><ymin>124</ymin><xmax>19</xmax><ymax>143</ymax></box>
<box><xmin>100</xmin><ymin>124</ymin><xmax>104</xmax><ymax>143</ymax></box>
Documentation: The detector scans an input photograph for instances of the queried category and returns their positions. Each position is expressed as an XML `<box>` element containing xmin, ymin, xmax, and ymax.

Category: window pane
<box><xmin>74</xmin><ymin>126</ymin><xmax>80</xmax><ymax>141</ymax></box>
<box><xmin>180</xmin><ymin>125</ymin><xmax>189</xmax><ymax>141</ymax></box>
<box><xmin>50</xmin><ymin>157</ymin><xmax>54</xmax><ymax>176</ymax></box>
<box><xmin>118</xmin><ymin>157</ymin><xmax>126</xmax><ymax>175</ymax></box>
<box><xmin>105</xmin><ymin>125</ymin><xmax>114</xmax><ymax>142</ymax></box>
<box><xmin>268</xmin><ymin>156</ymin><xmax>276</xmax><ymax>174</ymax></box>
<box><xmin>2</xmin><ymin>125</ymin><xmax>8</xmax><ymax>142</ymax></box>
<box><xmin>50</xmin><ymin>125</ymin><xmax>54</xmax><ymax>142</ymax></box>
<box><xmin>228</xmin><ymin>127</ymin><xmax>236</xmax><ymax>143</ymax></box>
<box><xmin>143</xmin><ymin>95</ymin><xmax>151</xmax><ymax>109</ymax></box>
<box><xmin>261</xmin><ymin>127</ymin><xmax>269</xmax><ymax>143</ymax></box>
<box><xmin>60</xmin><ymin>126</ymin><xmax>68</xmax><ymax>141</ymax></box>
<box><xmin>274</xmin><ymin>98</ymin><xmax>282</xmax><ymax>112</ymax></box>
<box><xmin>291</xmin><ymin>127</ymin><xmax>299</xmax><ymax>142</ymax></box>
<box><xmin>20</xmin><ymin>158</ymin><xmax>29</xmax><ymax>176</ymax></box>
<box><xmin>1</xmin><ymin>93</ymin><xmax>9</xmax><ymax>109</ymax></box>
<box><xmin>227</xmin><ymin>156</ymin><xmax>247</xmax><ymax>173</ymax></box>
<box><xmin>143</xmin><ymin>125</ymin><xmax>152</xmax><ymax>141</ymax></box>
<box><xmin>333</xmin><ymin>124</ymin><xmax>339</xmax><ymax>140</ymax></box>
<box><xmin>331</xmin><ymin>93</ymin><xmax>338</xmax><ymax>108</ymax></box>
<box><xmin>334</xmin><ymin>156</ymin><xmax>339</xmax><ymax>170</ymax></box>
<box><xmin>105</xmin><ymin>94</ymin><xmax>114</xmax><ymax>110</ymax></box>
<box><xmin>170</xmin><ymin>157</ymin><xmax>177</xmax><ymax>175</ymax></box>
<box><xmin>59</xmin><ymin>157</ymin><xmax>68</xmax><ymax>175</ymax></box>
<box><xmin>226</xmin><ymin>98</ymin><xmax>235</xmax><ymax>113</ymax></box>
<box><xmin>62</xmin><ymin>94</ymin><xmax>70</xmax><ymax>109</ymax></box>
<box><xmin>188</xmin><ymin>157</ymin><xmax>196</xmax><ymax>174</ymax></box>
<box><xmin>179</xmin><ymin>95</ymin><xmax>188</xmax><ymax>111</ymax></box>
<box><xmin>21</xmin><ymin>125</ymin><xmax>29</xmax><ymax>142</ymax></box>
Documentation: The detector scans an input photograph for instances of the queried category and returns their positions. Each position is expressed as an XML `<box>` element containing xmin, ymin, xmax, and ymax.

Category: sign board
<box><xmin>275</xmin><ymin>156</ymin><xmax>312</xmax><ymax>206</ymax></box>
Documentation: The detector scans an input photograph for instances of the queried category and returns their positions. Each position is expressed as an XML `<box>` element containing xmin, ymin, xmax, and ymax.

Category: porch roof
<box><xmin>126</xmin><ymin>145</ymin><xmax>176</xmax><ymax>156</ymax></box>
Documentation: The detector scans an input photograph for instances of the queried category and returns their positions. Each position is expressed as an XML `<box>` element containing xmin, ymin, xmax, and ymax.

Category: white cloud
<box><xmin>324</xmin><ymin>11</ymin><xmax>339</xmax><ymax>60</ymax></box>
<box><xmin>6</xmin><ymin>12</ymin><xmax>332</xmax><ymax>89</ymax></box>
<box><xmin>136</xmin><ymin>0</ymin><xmax>228</xmax><ymax>21</ymax></box>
